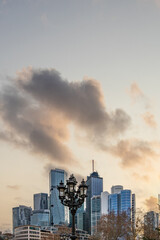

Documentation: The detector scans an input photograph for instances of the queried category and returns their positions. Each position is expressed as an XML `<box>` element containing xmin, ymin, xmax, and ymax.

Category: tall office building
<box><xmin>76</xmin><ymin>204</ymin><xmax>85</xmax><ymax>231</ymax></box>
<box><xmin>108</xmin><ymin>193</ymin><xmax>120</xmax><ymax>215</ymax></box>
<box><xmin>132</xmin><ymin>194</ymin><xmax>136</xmax><ymax>227</ymax></box>
<box><xmin>120</xmin><ymin>190</ymin><xmax>132</xmax><ymax>216</ymax></box>
<box><xmin>91</xmin><ymin>195</ymin><xmax>101</xmax><ymax>235</ymax></box>
<box><xmin>144</xmin><ymin>211</ymin><xmax>159</xmax><ymax>230</ymax></box>
<box><xmin>12</xmin><ymin>205</ymin><xmax>32</xmax><ymax>231</ymax></box>
<box><xmin>101</xmin><ymin>191</ymin><xmax>109</xmax><ymax>215</ymax></box>
<box><xmin>49</xmin><ymin>169</ymin><xmax>69</xmax><ymax>225</ymax></box>
<box><xmin>86</xmin><ymin>171</ymin><xmax>103</xmax><ymax>234</ymax></box>
<box><xmin>34</xmin><ymin>193</ymin><xmax>48</xmax><ymax>210</ymax></box>
<box><xmin>111</xmin><ymin>185</ymin><xmax>123</xmax><ymax>194</ymax></box>
<box><xmin>31</xmin><ymin>209</ymin><xmax>50</xmax><ymax>227</ymax></box>
<box><xmin>108</xmin><ymin>188</ymin><xmax>136</xmax><ymax>227</ymax></box>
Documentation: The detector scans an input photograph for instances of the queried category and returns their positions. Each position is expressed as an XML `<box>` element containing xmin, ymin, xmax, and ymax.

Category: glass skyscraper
<box><xmin>108</xmin><ymin>193</ymin><xmax>120</xmax><ymax>215</ymax></box>
<box><xmin>31</xmin><ymin>209</ymin><xmax>50</xmax><ymax>227</ymax></box>
<box><xmin>49</xmin><ymin>169</ymin><xmax>69</xmax><ymax>225</ymax></box>
<box><xmin>91</xmin><ymin>195</ymin><xmax>101</xmax><ymax>235</ymax></box>
<box><xmin>12</xmin><ymin>205</ymin><xmax>32</xmax><ymax>231</ymax></box>
<box><xmin>34</xmin><ymin>193</ymin><xmax>48</xmax><ymax>210</ymax></box>
<box><xmin>86</xmin><ymin>171</ymin><xmax>103</xmax><ymax>234</ymax></box>
<box><xmin>108</xmin><ymin>187</ymin><xmax>136</xmax><ymax>227</ymax></box>
<box><xmin>120</xmin><ymin>190</ymin><xmax>131</xmax><ymax>216</ymax></box>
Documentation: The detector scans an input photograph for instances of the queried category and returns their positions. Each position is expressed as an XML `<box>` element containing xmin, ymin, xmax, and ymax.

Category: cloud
<box><xmin>144</xmin><ymin>196</ymin><xmax>158</xmax><ymax>212</ymax></box>
<box><xmin>7</xmin><ymin>185</ymin><xmax>20</xmax><ymax>190</ymax></box>
<box><xmin>102</xmin><ymin>139</ymin><xmax>159</xmax><ymax>168</ymax></box>
<box><xmin>0</xmin><ymin>67</ymin><xmax>131</xmax><ymax>167</ymax></box>
<box><xmin>128</xmin><ymin>82</ymin><xmax>151</xmax><ymax>109</ymax></box>
<box><xmin>129</xmin><ymin>82</ymin><xmax>144</xmax><ymax>101</ymax></box>
<box><xmin>142</xmin><ymin>111</ymin><xmax>157</xmax><ymax>128</ymax></box>
<box><xmin>132</xmin><ymin>172</ymin><xmax>150</xmax><ymax>182</ymax></box>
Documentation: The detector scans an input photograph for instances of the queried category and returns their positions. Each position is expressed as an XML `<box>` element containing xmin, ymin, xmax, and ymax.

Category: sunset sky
<box><xmin>1</xmin><ymin>0</ymin><xmax>160</xmax><ymax>232</ymax></box>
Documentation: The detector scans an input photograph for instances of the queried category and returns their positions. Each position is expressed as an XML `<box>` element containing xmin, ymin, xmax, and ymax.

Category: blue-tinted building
<box><xmin>108</xmin><ymin>193</ymin><xmax>120</xmax><ymax>215</ymax></box>
<box><xmin>91</xmin><ymin>195</ymin><xmax>101</xmax><ymax>235</ymax></box>
<box><xmin>31</xmin><ymin>209</ymin><xmax>50</xmax><ymax>227</ymax></box>
<box><xmin>86</xmin><ymin>171</ymin><xmax>103</xmax><ymax>234</ymax></box>
<box><xmin>49</xmin><ymin>169</ymin><xmax>69</xmax><ymax>225</ymax></box>
<box><xmin>120</xmin><ymin>190</ymin><xmax>131</xmax><ymax>216</ymax></box>
<box><xmin>12</xmin><ymin>205</ymin><xmax>32</xmax><ymax>232</ymax></box>
<box><xmin>34</xmin><ymin>193</ymin><xmax>48</xmax><ymax>210</ymax></box>
<box><xmin>108</xmin><ymin>187</ymin><xmax>136</xmax><ymax>227</ymax></box>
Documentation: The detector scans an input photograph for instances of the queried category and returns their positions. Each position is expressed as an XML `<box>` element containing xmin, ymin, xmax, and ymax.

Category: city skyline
<box><xmin>1</xmin><ymin>0</ymin><xmax>160</xmax><ymax>232</ymax></box>
<box><xmin>12</xmin><ymin>167</ymin><xmax>136</xmax><ymax>235</ymax></box>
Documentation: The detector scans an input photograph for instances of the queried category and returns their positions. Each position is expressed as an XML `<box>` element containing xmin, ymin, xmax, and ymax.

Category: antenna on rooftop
<box><xmin>92</xmin><ymin>159</ymin><xmax>94</xmax><ymax>172</ymax></box>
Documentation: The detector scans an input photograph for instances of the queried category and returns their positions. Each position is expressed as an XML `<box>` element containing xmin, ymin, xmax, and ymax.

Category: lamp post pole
<box><xmin>57</xmin><ymin>174</ymin><xmax>88</xmax><ymax>240</ymax></box>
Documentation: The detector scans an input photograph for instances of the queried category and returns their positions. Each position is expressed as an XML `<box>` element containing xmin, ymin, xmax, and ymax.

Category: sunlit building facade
<box><xmin>86</xmin><ymin>171</ymin><xmax>103</xmax><ymax>234</ymax></box>
<box><xmin>49</xmin><ymin>169</ymin><xmax>69</xmax><ymax>225</ymax></box>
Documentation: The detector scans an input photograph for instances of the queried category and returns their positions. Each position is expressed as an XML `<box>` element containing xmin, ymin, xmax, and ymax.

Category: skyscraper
<box><xmin>49</xmin><ymin>169</ymin><xmax>69</xmax><ymax>225</ymax></box>
<box><xmin>91</xmin><ymin>195</ymin><xmax>101</xmax><ymax>235</ymax></box>
<box><xmin>34</xmin><ymin>193</ymin><xmax>48</xmax><ymax>210</ymax></box>
<box><xmin>101</xmin><ymin>191</ymin><xmax>109</xmax><ymax>215</ymax></box>
<box><xmin>108</xmin><ymin>187</ymin><xmax>136</xmax><ymax>227</ymax></box>
<box><xmin>111</xmin><ymin>185</ymin><xmax>123</xmax><ymax>194</ymax></box>
<box><xmin>120</xmin><ymin>190</ymin><xmax>132</xmax><ymax>216</ymax></box>
<box><xmin>108</xmin><ymin>193</ymin><xmax>120</xmax><ymax>215</ymax></box>
<box><xmin>12</xmin><ymin>205</ymin><xmax>32</xmax><ymax>231</ymax></box>
<box><xmin>31</xmin><ymin>209</ymin><xmax>50</xmax><ymax>227</ymax></box>
<box><xmin>86</xmin><ymin>171</ymin><xmax>103</xmax><ymax>234</ymax></box>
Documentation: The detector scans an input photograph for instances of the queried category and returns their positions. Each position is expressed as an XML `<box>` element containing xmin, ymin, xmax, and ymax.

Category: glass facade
<box><xmin>31</xmin><ymin>210</ymin><xmax>50</xmax><ymax>227</ymax></box>
<box><xmin>49</xmin><ymin>169</ymin><xmax>69</xmax><ymax>225</ymax></box>
<box><xmin>91</xmin><ymin>195</ymin><xmax>101</xmax><ymax>235</ymax></box>
<box><xmin>12</xmin><ymin>205</ymin><xmax>32</xmax><ymax>231</ymax></box>
<box><xmin>120</xmin><ymin>190</ymin><xmax>131</xmax><ymax>216</ymax></box>
<box><xmin>34</xmin><ymin>193</ymin><xmax>48</xmax><ymax>210</ymax></box>
<box><xmin>108</xmin><ymin>193</ymin><xmax>120</xmax><ymax>215</ymax></box>
<box><xmin>86</xmin><ymin>171</ymin><xmax>103</xmax><ymax>234</ymax></box>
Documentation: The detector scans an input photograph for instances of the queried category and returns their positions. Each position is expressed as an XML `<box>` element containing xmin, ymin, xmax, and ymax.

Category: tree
<box><xmin>90</xmin><ymin>211</ymin><xmax>132</xmax><ymax>240</ymax></box>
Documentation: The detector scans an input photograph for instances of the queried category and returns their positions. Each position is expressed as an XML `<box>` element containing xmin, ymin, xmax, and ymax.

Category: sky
<box><xmin>0</xmin><ymin>0</ymin><xmax>160</xmax><ymax>232</ymax></box>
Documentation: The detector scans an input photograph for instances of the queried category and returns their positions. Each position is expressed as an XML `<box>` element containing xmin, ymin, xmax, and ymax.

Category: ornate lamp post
<box><xmin>57</xmin><ymin>174</ymin><xmax>88</xmax><ymax>240</ymax></box>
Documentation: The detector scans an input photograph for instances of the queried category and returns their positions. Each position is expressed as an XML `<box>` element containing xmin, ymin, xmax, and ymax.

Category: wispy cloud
<box><xmin>132</xmin><ymin>172</ymin><xmax>150</xmax><ymax>182</ymax></box>
<box><xmin>142</xmin><ymin>111</ymin><xmax>157</xmax><ymax>128</ymax></box>
<box><xmin>7</xmin><ymin>185</ymin><xmax>20</xmax><ymax>190</ymax></box>
<box><xmin>144</xmin><ymin>196</ymin><xmax>158</xmax><ymax>211</ymax></box>
<box><xmin>128</xmin><ymin>82</ymin><xmax>152</xmax><ymax>110</ymax></box>
<box><xmin>100</xmin><ymin>139</ymin><xmax>159</xmax><ymax>168</ymax></box>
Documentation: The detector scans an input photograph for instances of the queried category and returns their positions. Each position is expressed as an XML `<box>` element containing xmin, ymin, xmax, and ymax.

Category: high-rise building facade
<box><xmin>111</xmin><ymin>185</ymin><xmax>123</xmax><ymax>194</ymax></box>
<box><xmin>108</xmin><ymin>187</ymin><xmax>136</xmax><ymax>227</ymax></box>
<box><xmin>91</xmin><ymin>195</ymin><xmax>101</xmax><ymax>235</ymax></box>
<box><xmin>12</xmin><ymin>205</ymin><xmax>32</xmax><ymax>231</ymax></box>
<box><xmin>31</xmin><ymin>210</ymin><xmax>50</xmax><ymax>227</ymax></box>
<box><xmin>86</xmin><ymin>171</ymin><xmax>103</xmax><ymax>234</ymax></box>
<box><xmin>49</xmin><ymin>169</ymin><xmax>69</xmax><ymax>225</ymax></box>
<box><xmin>34</xmin><ymin>193</ymin><xmax>48</xmax><ymax>210</ymax></box>
<box><xmin>120</xmin><ymin>190</ymin><xmax>132</xmax><ymax>216</ymax></box>
<box><xmin>108</xmin><ymin>193</ymin><xmax>120</xmax><ymax>215</ymax></box>
<box><xmin>144</xmin><ymin>211</ymin><xmax>159</xmax><ymax>232</ymax></box>
<box><xmin>132</xmin><ymin>194</ymin><xmax>136</xmax><ymax>227</ymax></box>
<box><xmin>101</xmin><ymin>191</ymin><xmax>109</xmax><ymax>215</ymax></box>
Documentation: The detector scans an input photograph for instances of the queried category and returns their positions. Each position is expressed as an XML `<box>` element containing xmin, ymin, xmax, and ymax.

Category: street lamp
<box><xmin>57</xmin><ymin>174</ymin><xmax>88</xmax><ymax>240</ymax></box>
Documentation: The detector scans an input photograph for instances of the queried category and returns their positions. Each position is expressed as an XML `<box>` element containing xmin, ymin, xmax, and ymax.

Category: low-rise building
<box><xmin>14</xmin><ymin>225</ymin><xmax>54</xmax><ymax>240</ymax></box>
